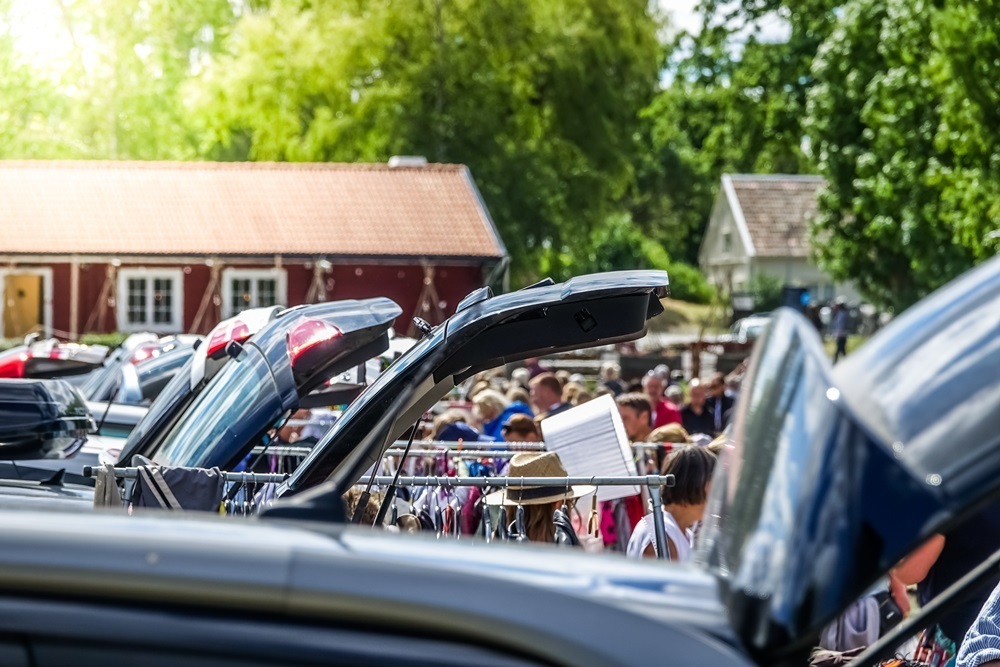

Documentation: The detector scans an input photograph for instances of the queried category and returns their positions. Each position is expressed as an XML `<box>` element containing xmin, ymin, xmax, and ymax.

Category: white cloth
<box><xmin>818</xmin><ymin>595</ymin><xmax>880</xmax><ymax>653</ymax></box>
<box><xmin>626</xmin><ymin>509</ymin><xmax>692</xmax><ymax>561</ymax></box>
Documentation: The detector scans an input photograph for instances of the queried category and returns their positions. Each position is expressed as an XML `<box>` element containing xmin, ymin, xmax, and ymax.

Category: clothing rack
<box><xmin>384</xmin><ymin>441</ymin><xmax>675</xmax><ymax>453</ymax></box>
<box><xmin>250</xmin><ymin>445</ymin><xmax>314</xmax><ymax>458</ymax></box>
<box><xmin>83</xmin><ymin>466</ymin><xmax>289</xmax><ymax>484</ymax></box>
<box><xmin>384</xmin><ymin>448</ymin><xmax>522</xmax><ymax>458</ymax></box>
<box><xmin>370</xmin><ymin>474</ymin><xmax>673</xmax><ymax>560</ymax></box>
<box><xmin>389</xmin><ymin>440</ymin><xmax>547</xmax><ymax>451</ymax></box>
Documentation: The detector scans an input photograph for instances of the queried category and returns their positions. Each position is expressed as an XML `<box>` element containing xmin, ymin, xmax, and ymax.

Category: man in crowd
<box><xmin>642</xmin><ymin>371</ymin><xmax>682</xmax><ymax>428</ymax></box>
<box><xmin>832</xmin><ymin>298</ymin><xmax>850</xmax><ymax>363</ymax></box>
<box><xmin>615</xmin><ymin>393</ymin><xmax>653</xmax><ymax>444</ymax></box>
<box><xmin>681</xmin><ymin>379</ymin><xmax>716</xmax><ymax>437</ymax></box>
<box><xmin>529</xmin><ymin>372</ymin><xmax>572</xmax><ymax>421</ymax></box>
<box><xmin>600</xmin><ymin>361</ymin><xmax>625</xmax><ymax>396</ymax></box>
<box><xmin>705</xmin><ymin>372</ymin><xmax>734</xmax><ymax>435</ymax></box>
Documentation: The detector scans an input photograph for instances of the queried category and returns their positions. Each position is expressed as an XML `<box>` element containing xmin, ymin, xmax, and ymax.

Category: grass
<box><xmin>652</xmin><ymin>298</ymin><xmax>729</xmax><ymax>335</ymax></box>
<box><xmin>823</xmin><ymin>335</ymin><xmax>868</xmax><ymax>360</ymax></box>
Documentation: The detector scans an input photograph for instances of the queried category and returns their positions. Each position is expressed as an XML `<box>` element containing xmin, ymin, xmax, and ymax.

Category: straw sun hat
<box><xmin>483</xmin><ymin>452</ymin><xmax>596</xmax><ymax>506</ymax></box>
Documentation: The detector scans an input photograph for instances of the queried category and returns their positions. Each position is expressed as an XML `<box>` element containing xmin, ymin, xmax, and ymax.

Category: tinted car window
<box><xmin>154</xmin><ymin>345</ymin><xmax>282</xmax><ymax>468</ymax></box>
<box><xmin>137</xmin><ymin>349</ymin><xmax>191</xmax><ymax>403</ymax></box>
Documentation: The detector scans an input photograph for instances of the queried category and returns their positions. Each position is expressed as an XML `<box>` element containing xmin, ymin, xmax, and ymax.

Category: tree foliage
<box><xmin>192</xmin><ymin>0</ymin><xmax>663</xmax><ymax>284</ymax></box>
<box><xmin>806</xmin><ymin>0</ymin><xmax>988</xmax><ymax>311</ymax></box>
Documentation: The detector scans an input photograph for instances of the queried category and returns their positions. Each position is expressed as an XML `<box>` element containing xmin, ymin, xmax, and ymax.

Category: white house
<box><xmin>698</xmin><ymin>174</ymin><xmax>860</xmax><ymax>304</ymax></box>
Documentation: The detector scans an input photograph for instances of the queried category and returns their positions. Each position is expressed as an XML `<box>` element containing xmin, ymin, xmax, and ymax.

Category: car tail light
<box><xmin>205</xmin><ymin>319</ymin><xmax>253</xmax><ymax>360</ymax></box>
<box><xmin>0</xmin><ymin>352</ymin><xmax>28</xmax><ymax>378</ymax></box>
<box><xmin>287</xmin><ymin>319</ymin><xmax>342</xmax><ymax>368</ymax></box>
<box><xmin>130</xmin><ymin>343</ymin><xmax>161</xmax><ymax>364</ymax></box>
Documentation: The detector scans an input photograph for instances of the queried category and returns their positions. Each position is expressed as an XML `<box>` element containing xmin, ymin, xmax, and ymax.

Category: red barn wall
<box><xmin>37</xmin><ymin>259</ymin><xmax>488</xmax><ymax>338</ymax></box>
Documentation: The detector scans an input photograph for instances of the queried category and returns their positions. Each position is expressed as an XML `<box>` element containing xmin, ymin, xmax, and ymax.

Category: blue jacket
<box><xmin>483</xmin><ymin>402</ymin><xmax>534</xmax><ymax>440</ymax></box>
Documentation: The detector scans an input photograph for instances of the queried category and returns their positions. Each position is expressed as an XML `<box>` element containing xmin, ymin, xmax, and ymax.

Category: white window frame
<box><xmin>117</xmin><ymin>268</ymin><xmax>184</xmax><ymax>333</ymax></box>
<box><xmin>221</xmin><ymin>268</ymin><xmax>287</xmax><ymax>318</ymax></box>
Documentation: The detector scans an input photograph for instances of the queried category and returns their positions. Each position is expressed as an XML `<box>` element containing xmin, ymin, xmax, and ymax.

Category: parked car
<box><xmin>261</xmin><ymin>257</ymin><xmax>1000</xmax><ymax>665</ymax></box>
<box><xmin>724</xmin><ymin>315</ymin><xmax>770</xmax><ymax>344</ymax></box>
<box><xmin>0</xmin><ymin>260</ymin><xmax>996</xmax><ymax>665</ymax></box>
<box><xmin>108</xmin><ymin>306</ymin><xmax>284</xmax><ymax>465</ymax></box>
<box><xmin>0</xmin><ymin>378</ymin><xmax>99</xmax><ymax>496</ymax></box>
<box><xmin>0</xmin><ymin>337</ymin><xmax>109</xmax><ymax>380</ymax></box>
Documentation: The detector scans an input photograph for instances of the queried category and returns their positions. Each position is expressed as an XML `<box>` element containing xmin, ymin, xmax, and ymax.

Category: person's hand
<box><xmin>888</xmin><ymin>571</ymin><xmax>911</xmax><ymax>617</ymax></box>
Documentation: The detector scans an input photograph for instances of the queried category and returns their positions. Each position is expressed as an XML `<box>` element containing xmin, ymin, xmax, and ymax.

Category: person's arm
<box><xmin>893</xmin><ymin>534</ymin><xmax>946</xmax><ymax>585</ymax></box>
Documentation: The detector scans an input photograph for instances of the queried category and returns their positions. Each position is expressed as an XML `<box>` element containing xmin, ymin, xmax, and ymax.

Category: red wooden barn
<box><xmin>0</xmin><ymin>160</ymin><xmax>508</xmax><ymax>339</ymax></box>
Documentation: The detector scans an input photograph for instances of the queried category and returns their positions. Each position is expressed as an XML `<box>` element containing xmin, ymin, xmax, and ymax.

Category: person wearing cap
<box><xmin>484</xmin><ymin>452</ymin><xmax>594</xmax><ymax>544</ymax></box>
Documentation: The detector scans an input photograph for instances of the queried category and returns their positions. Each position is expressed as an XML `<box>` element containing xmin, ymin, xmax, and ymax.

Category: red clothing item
<box><xmin>652</xmin><ymin>399</ymin><xmax>682</xmax><ymax>428</ymax></box>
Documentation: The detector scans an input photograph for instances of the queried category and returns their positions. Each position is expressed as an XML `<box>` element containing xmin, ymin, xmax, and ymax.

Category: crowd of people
<box><xmin>362</xmin><ymin>357</ymin><xmax>747</xmax><ymax>564</ymax></box>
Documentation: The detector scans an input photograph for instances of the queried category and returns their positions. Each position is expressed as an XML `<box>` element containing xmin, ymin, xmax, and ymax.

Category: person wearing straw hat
<box><xmin>484</xmin><ymin>452</ymin><xmax>595</xmax><ymax>544</ymax></box>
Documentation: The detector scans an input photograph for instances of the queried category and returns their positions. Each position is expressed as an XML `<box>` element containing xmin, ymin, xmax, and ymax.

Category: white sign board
<box><xmin>540</xmin><ymin>394</ymin><xmax>639</xmax><ymax>501</ymax></box>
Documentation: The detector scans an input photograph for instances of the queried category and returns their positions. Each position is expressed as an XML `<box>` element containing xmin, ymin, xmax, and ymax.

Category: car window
<box><xmin>153</xmin><ymin>345</ymin><xmax>282</xmax><ymax>468</ymax></box>
<box><xmin>137</xmin><ymin>350</ymin><xmax>191</xmax><ymax>403</ymax></box>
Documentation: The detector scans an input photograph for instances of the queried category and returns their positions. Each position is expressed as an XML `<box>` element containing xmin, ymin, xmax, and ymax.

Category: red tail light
<box><xmin>286</xmin><ymin>319</ymin><xmax>342</xmax><ymax>366</ymax></box>
<box><xmin>205</xmin><ymin>319</ymin><xmax>253</xmax><ymax>360</ymax></box>
<box><xmin>129</xmin><ymin>343</ymin><xmax>161</xmax><ymax>364</ymax></box>
<box><xmin>0</xmin><ymin>352</ymin><xmax>28</xmax><ymax>378</ymax></box>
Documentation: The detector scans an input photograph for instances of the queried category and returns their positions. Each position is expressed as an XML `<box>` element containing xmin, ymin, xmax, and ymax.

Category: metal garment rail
<box><xmin>384</xmin><ymin>448</ymin><xmax>523</xmax><ymax>458</ymax></box>
<box><xmin>369</xmin><ymin>474</ymin><xmax>674</xmax><ymax>561</ymax></box>
<box><xmin>250</xmin><ymin>446</ymin><xmax>314</xmax><ymax>458</ymax></box>
<box><xmin>385</xmin><ymin>440</ymin><xmax>671</xmax><ymax>452</ymax></box>
<box><xmin>82</xmin><ymin>466</ymin><xmax>289</xmax><ymax>484</ymax></box>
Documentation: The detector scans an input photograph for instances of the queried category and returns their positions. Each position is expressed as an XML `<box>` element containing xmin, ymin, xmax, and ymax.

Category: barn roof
<box><xmin>0</xmin><ymin>161</ymin><xmax>506</xmax><ymax>261</ymax></box>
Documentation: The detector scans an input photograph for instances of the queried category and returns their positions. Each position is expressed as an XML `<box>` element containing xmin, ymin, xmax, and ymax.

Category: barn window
<box><xmin>221</xmin><ymin>269</ymin><xmax>286</xmax><ymax>318</ymax></box>
<box><xmin>117</xmin><ymin>269</ymin><xmax>183</xmax><ymax>333</ymax></box>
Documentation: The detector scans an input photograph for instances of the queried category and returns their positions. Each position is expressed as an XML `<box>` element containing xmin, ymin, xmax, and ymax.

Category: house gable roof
<box><xmin>0</xmin><ymin>161</ymin><xmax>506</xmax><ymax>261</ymax></box>
<box><xmin>723</xmin><ymin>174</ymin><xmax>826</xmax><ymax>258</ymax></box>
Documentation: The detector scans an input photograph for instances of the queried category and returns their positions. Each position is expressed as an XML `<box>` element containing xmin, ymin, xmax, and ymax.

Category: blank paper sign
<box><xmin>540</xmin><ymin>394</ymin><xmax>639</xmax><ymax>501</ymax></box>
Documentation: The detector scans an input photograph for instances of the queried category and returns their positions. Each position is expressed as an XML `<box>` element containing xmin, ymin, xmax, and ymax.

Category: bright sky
<box><xmin>9</xmin><ymin>0</ymin><xmax>790</xmax><ymax>73</ymax></box>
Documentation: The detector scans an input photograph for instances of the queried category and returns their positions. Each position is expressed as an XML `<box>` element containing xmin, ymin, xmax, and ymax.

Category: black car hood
<box><xmin>697</xmin><ymin>256</ymin><xmax>1000</xmax><ymax>665</ymax></box>
<box><xmin>280</xmin><ymin>270</ymin><xmax>669</xmax><ymax>496</ymax></box>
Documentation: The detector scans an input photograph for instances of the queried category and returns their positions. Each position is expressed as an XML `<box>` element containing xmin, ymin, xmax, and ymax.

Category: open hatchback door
<box><xmin>147</xmin><ymin>298</ymin><xmax>401</xmax><ymax>471</ymax></box>
<box><xmin>273</xmin><ymin>270</ymin><xmax>669</xmax><ymax>500</ymax></box>
<box><xmin>696</xmin><ymin>255</ymin><xmax>1000</xmax><ymax>666</ymax></box>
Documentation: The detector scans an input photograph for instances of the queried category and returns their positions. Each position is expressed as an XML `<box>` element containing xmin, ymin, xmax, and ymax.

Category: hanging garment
<box><xmin>132</xmin><ymin>466</ymin><xmax>225</xmax><ymax>512</ymax></box>
<box><xmin>552</xmin><ymin>507</ymin><xmax>580</xmax><ymax>548</ymax></box>
<box><xmin>626</xmin><ymin>509</ymin><xmax>693</xmax><ymax>561</ymax></box>
<box><xmin>92</xmin><ymin>463</ymin><xmax>121</xmax><ymax>509</ymax></box>
<box><xmin>818</xmin><ymin>595</ymin><xmax>881</xmax><ymax>653</ymax></box>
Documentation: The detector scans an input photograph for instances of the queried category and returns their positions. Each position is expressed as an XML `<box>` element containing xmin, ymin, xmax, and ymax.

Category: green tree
<box><xmin>0</xmin><ymin>1</ymin><xmax>73</xmax><ymax>157</ymax></box>
<box><xmin>929</xmin><ymin>0</ymin><xmax>1000</xmax><ymax>259</ymax></box>
<box><xmin>191</xmin><ymin>0</ymin><xmax>663</xmax><ymax>284</ymax></box>
<box><xmin>806</xmin><ymin>0</ymin><xmax>979</xmax><ymax>311</ymax></box>
<box><xmin>48</xmin><ymin>0</ymin><xmax>235</xmax><ymax>158</ymax></box>
<box><xmin>635</xmin><ymin>0</ymin><xmax>839</xmax><ymax>266</ymax></box>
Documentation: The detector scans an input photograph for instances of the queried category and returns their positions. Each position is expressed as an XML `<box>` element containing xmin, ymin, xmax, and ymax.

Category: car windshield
<box><xmin>154</xmin><ymin>345</ymin><xmax>282</xmax><ymax>468</ymax></box>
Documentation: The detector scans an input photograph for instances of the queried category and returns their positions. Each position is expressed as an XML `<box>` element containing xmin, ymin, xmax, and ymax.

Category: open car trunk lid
<box><xmin>149</xmin><ymin>298</ymin><xmax>401</xmax><ymax>471</ymax></box>
<box><xmin>279</xmin><ymin>270</ymin><xmax>669</xmax><ymax>498</ymax></box>
<box><xmin>114</xmin><ymin>306</ymin><xmax>284</xmax><ymax>466</ymax></box>
<box><xmin>696</xmin><ymin>256</ymin><xmax>1000</xmax><ymax>666</ymax></box>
